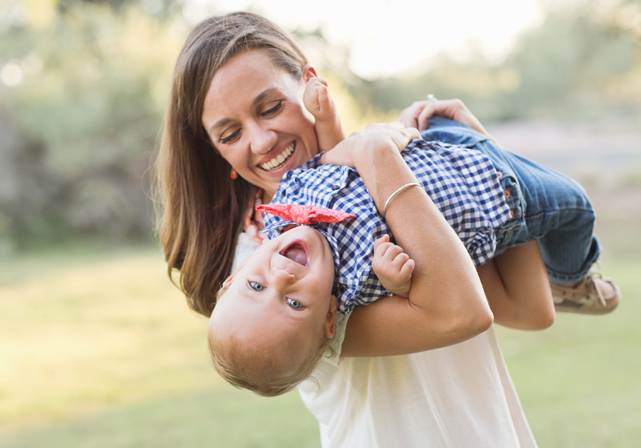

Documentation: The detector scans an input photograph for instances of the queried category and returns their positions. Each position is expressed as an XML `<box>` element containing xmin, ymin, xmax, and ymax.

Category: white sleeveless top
<box><xmin>298</xmin><ymin>316</ymin><xmax>537</xmax><ymax>448</ymax></box>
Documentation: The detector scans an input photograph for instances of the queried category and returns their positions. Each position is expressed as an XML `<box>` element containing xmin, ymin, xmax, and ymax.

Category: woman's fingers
<box><xmin>400</xmin><ymin>97</ymin><xmax>485</xmax><ymax>133</ymax></box>
<box><xmin>362</xmin><ymin>121</ymin><xmax>419</xmax><ymax>150</ymax></box>
<box><xmin>417</xmin><ymin>102</ymin><xmax>436</xmax><ymax>130</ymax></box>
<box><xmin>321</xmin><ymin>121</ymin><xmax>419</xmax><ymax>167</ymax></box>
<box><xmin>399</xmin><ymin>101</ymin><xmax>428</xmax><ymax>129</ymax></box>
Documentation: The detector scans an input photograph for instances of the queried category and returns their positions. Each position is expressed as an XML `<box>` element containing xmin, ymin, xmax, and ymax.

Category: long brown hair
<box><xmin>155</xmin><ymin>12</ymin><xmax>308</xmax><ymax>316</ymax></box>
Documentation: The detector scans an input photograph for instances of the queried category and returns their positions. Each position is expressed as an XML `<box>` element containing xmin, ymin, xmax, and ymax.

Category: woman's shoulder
<box><xmin>232</xmin><ymin>232</ymin><xmax>261</xmax><ymax>271</ymax></box>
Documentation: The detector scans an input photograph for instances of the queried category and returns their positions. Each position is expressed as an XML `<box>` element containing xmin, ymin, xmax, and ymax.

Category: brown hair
<box><xmin>155</xmin><ymin>12</ymin><xmax>309</xmax><ymax>316</ymax></box>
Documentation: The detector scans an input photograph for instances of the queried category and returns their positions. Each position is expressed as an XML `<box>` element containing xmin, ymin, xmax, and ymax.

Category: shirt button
<box><xmin>504</xmin><ymin>189</ymin><xmax>511</xmax><ymax>198</ymax></box>
<box><xmin>496</xmin><ymin>171</ymin><xmax>503</xmax><ymax>178</ymax></box>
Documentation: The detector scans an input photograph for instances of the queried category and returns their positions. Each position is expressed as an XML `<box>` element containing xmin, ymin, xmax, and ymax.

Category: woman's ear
<box><xmin>302</xmin><ymin>64</ymin><xmax>318</xmax><ymax>82</ymax></box>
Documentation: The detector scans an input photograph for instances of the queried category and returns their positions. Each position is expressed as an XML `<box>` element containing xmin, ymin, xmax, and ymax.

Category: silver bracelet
<box><xmin>382</xmin><ymin>182</ymin><xmax>421</xmax><ymax>219</ymax></box>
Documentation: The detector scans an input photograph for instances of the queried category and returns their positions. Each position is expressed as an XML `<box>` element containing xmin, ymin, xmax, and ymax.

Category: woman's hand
<box><xmin>399</xmin><ymin>97</ymin><xmax>494</xmax><ymax>140</ymax></box>
<box><xmin>320</xmin><ymin>122</ymin><xmax>420</xmax><ymax>168</ymax></box>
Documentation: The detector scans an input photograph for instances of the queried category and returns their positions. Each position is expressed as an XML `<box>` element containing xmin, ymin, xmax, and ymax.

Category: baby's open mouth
<box><xmin>280</xmin><ymin>243</ymin><xmax>309</xmax><ymax>266</ymax></box>
<box><xmin>259</xmin><ymin>142</ymin><xmax>295</xmax><ymax>171</ymax></box>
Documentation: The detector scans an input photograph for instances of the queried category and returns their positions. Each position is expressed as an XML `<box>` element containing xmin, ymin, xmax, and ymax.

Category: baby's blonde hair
<box><xmin>207</xmin><ymin>287</ymin><xmax>333</xmax><ymax>397</ymax></box>
<box><xmin>208</xmin><ymin>326</ymin><xmax>331</xmax><ymax>397</ymax></box>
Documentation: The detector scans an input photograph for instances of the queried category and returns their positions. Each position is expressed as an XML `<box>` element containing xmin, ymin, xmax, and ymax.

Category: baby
<box><xmin>209</xmin><ymin>221</ymin><xmax>416</xmax><ymax>396</ymax></box>
<box><xmin>208</xmin><ymin>74</ymin><xmax>620</xmax><ymax>397</ymax></box>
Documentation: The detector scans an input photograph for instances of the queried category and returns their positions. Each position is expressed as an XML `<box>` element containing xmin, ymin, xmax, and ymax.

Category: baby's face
<box><xmin>211</xmin><ymin>226</ymin><xmax>338</xmax><ymax>364</ymax></box>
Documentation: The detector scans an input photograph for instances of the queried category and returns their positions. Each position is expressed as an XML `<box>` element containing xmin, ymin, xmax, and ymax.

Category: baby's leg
<box><xmin>478</xmin><ymin>240</ymin><xmax>555</xmax><ymax>330</ymax></box>
<box><xmin>471</xmin><ymin>137</ymin><xmax>619</xmax><ymax>314</ymax></box>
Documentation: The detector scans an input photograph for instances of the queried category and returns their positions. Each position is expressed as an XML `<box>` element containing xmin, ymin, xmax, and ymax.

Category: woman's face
<box><xmin>201</xmin><ymin>49</ymin><xmax>318</xmax><ymax>198</ymax></box>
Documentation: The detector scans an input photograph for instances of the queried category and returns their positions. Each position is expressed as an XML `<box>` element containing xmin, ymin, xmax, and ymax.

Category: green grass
<box><xmin>495</xmin><ymin>261</ymin><xmax>641</xmax><ymax>447</ymax></box>
<box><xmin>0</xmin><ymin>388</ymin><xmax>319</xmax><ymax>448</ymax></box>
<box><xmin>0</xmin><ymin>247</ymin><xmax>639</xmax><ymax>447</ymax></box>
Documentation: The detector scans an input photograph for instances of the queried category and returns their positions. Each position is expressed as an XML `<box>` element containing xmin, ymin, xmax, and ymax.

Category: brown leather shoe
<box><xmin>551</xmin><ymin>272</ymin><xmax>620</xmax><ymax>314</ymax></box>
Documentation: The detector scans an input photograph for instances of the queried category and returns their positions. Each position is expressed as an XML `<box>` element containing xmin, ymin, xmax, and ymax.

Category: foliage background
<box><xmin>0</xmin><ymin>0</ymin><xmax>639</xmax><ymax>446</ymax></box>
<box><xmin>1</xmin><ymin>0</ymin><xmax>639</xmax><ymax>251</ymax></box>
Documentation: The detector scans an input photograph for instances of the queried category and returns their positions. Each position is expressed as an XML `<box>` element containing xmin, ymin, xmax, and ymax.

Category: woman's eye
<box><xmin>220</xmin><ymin>129</ymin><xmax>240</xmax><ymax>144</ymax></box>
<box><xmin>262</xmin><ymin>101</ymin><xmax>282</xmax><ymax>117</ymax></box>
<box><xmin>248</xmin><ymin>281</ymin><xmax>265</xmax><ymax>291</ymax></box>
<box><xmin>286</xmin><ymin>298</ymin><xmax>302</xmax><ymax>309</ymax></box>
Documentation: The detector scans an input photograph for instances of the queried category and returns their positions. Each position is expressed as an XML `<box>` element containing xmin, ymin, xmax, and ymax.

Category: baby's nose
<box><xmin>271</xmin><ymin>266</ymin><xmax>296</xmax><ymax>287</ymax></box>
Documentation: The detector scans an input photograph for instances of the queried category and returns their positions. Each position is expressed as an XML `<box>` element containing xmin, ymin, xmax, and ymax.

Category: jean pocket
<box><xmin>494</xmin><ymin>174</ymin><xmax>528</xmax><ymax>251</ymax></box>
<box><xmin>499</xmin><ymin>174</ymin><xmax>525</xmax><ymax>221</ymax></box>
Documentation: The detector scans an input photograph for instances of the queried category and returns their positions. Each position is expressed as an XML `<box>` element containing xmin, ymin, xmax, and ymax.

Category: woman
<box><xmin>156</xmin><ymin>11</ymin><xmax>541</xmax><ymax>446</ymax></box>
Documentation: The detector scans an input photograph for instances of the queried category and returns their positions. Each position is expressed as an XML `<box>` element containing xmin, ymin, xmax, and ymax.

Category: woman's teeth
<box><xmin>259</xmin><ymin>142</ymin><xmax>295</xmax><ymax>171</ymax></box>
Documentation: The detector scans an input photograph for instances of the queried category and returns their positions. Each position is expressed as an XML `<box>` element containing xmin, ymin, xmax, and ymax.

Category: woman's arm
<box><xmin>400</xmin><ymin>99</ymin><xmax>556</xmax><ymax>330</ymax></box>
<box><xmin>323</xmin><ymin>123</ymin><xmax>493</xmax><ymax>357</ymax></box>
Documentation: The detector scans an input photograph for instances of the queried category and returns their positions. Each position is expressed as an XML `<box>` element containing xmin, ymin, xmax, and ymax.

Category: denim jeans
<box><xmin>421</xmin><ymin>116</ymin><xmax>600</xmax><ymax>285</ymax></box>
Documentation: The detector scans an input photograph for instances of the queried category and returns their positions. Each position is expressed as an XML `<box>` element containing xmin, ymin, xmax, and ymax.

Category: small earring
<box><xmin>230</xmin><ymin>168</ymin><xmax>238</xmax><ymax>180</ymax></box>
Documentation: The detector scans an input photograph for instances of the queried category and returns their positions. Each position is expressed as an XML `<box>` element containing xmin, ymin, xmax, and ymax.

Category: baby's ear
<box><xmin>324</xmin><ymin>295</ymin><xmax>338</xmax><ymax>338</ymax></box>
<box><xmin>223</xmin><ymin>273</ymin><xmax>235</xmax><ymax>288</ymax></box>
<box><xmin>223</xmin><ymin>259</ymin><xmax>247</xmax><ymax>287</ymax></box>
<box><xmin>302</xmin><ymin>64</ymin><xmax>318</xmax><ymax>82</ymax></box>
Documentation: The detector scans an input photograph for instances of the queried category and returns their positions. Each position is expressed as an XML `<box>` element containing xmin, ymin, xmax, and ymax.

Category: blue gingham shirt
<box><xmin>263</xmin><ymin>139</ymin><xmax>511</xmax><ymax>314</ymax></box>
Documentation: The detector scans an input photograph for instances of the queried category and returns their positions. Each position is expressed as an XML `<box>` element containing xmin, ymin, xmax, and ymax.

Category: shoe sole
<box><xmin>554</xmin><ymin>296</ymin><xmax>620</xmax><ymax>315</ymax></box>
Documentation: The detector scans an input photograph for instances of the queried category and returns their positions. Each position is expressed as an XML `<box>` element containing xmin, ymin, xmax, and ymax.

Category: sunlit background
<box><xmin>1</xmin><ymin>0</ymin><xmax>640</xmax><ymax>446</ymax></box>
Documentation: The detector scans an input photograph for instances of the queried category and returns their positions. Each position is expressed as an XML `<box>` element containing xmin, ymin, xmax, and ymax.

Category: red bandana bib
<box><xmin>256</xmin><ymin>204</ymin><xmax>356</xmax><ymax>225</ymax></box>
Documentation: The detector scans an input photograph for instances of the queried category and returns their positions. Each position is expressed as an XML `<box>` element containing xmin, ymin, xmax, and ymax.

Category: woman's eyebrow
<box><xmin>252</xmin><ymin>88</ymin><xmax>278</xmax><ymax>107</ymax></box>
<box><xmin>208</xmin><ymin>88</ymin><xmax>279</xmax><ymax>134</ymax></box>
<box><xmin>209</xmin><ymin>118</ymin><xmax>232</xmax><ymax>134</ymax></box>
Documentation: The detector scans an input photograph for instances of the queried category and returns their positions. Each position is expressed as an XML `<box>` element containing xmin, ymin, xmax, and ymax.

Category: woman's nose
<box><xmin>248</xmin><ymin>123</ymin><xmax>277</xmax><ymax>155</ymax></box>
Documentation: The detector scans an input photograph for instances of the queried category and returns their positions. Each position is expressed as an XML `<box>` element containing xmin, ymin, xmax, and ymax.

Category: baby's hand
<box><xmin>303</xmin><ymin>75</ymin><xmax>337</xmax><ymax>123</ymax></box>
<box><xmin>372</xmin><ymin>235</ymin><xmax>415</xmax><ymax>298</ymax></box>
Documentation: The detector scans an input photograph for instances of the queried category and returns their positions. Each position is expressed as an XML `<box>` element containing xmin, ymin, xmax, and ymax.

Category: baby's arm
<box><xmin>303</xmin><ymin>70</ymin><xmax>346</xmax><ymax>152</ymax></box>
<box><xmin>477</xmin><ymin>240</ymin><xmax>555</xmax><ymax>330</ymax></box>
<box><xmin>372</xmin><ymin>235</ymin><xmax>415</xmax><ymax>298</ymax></box>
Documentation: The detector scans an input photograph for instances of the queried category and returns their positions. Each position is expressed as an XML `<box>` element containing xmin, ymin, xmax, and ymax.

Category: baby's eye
<box><xmin>248</xmin><ymin>281</ymin><xmax>265</xmax><ymax>291</ymax></box>
<box><xmin>286</xmin><ymin>298</ymin><xmax>302</xmax><ymax>309</ymax></box>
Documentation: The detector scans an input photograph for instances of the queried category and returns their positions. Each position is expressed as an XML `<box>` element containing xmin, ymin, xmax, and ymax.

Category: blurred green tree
<box><xmin>497</xmin><ymin>0</ymin><xmax>641</xmax><ymax>119</ymax></box>
<box><xmin>348</xmin><ymin>0</ymin><xmax>641</xmax><ymax>122</ymax></box>
<box><xmin>0</xmin><ymin>0</ymin><xmax>639</xmax><ymax>250</ymax></box>
<box><xmin>0</xmin><ymin>1</ymin><xmax>187</xmax><ymax>248</ymax></box>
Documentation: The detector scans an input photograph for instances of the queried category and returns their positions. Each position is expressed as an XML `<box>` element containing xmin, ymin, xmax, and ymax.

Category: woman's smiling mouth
<box><xmin>259</xmin><ymin>142</ymin><xmax>295</xmax><ymax>171</ymax></box>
